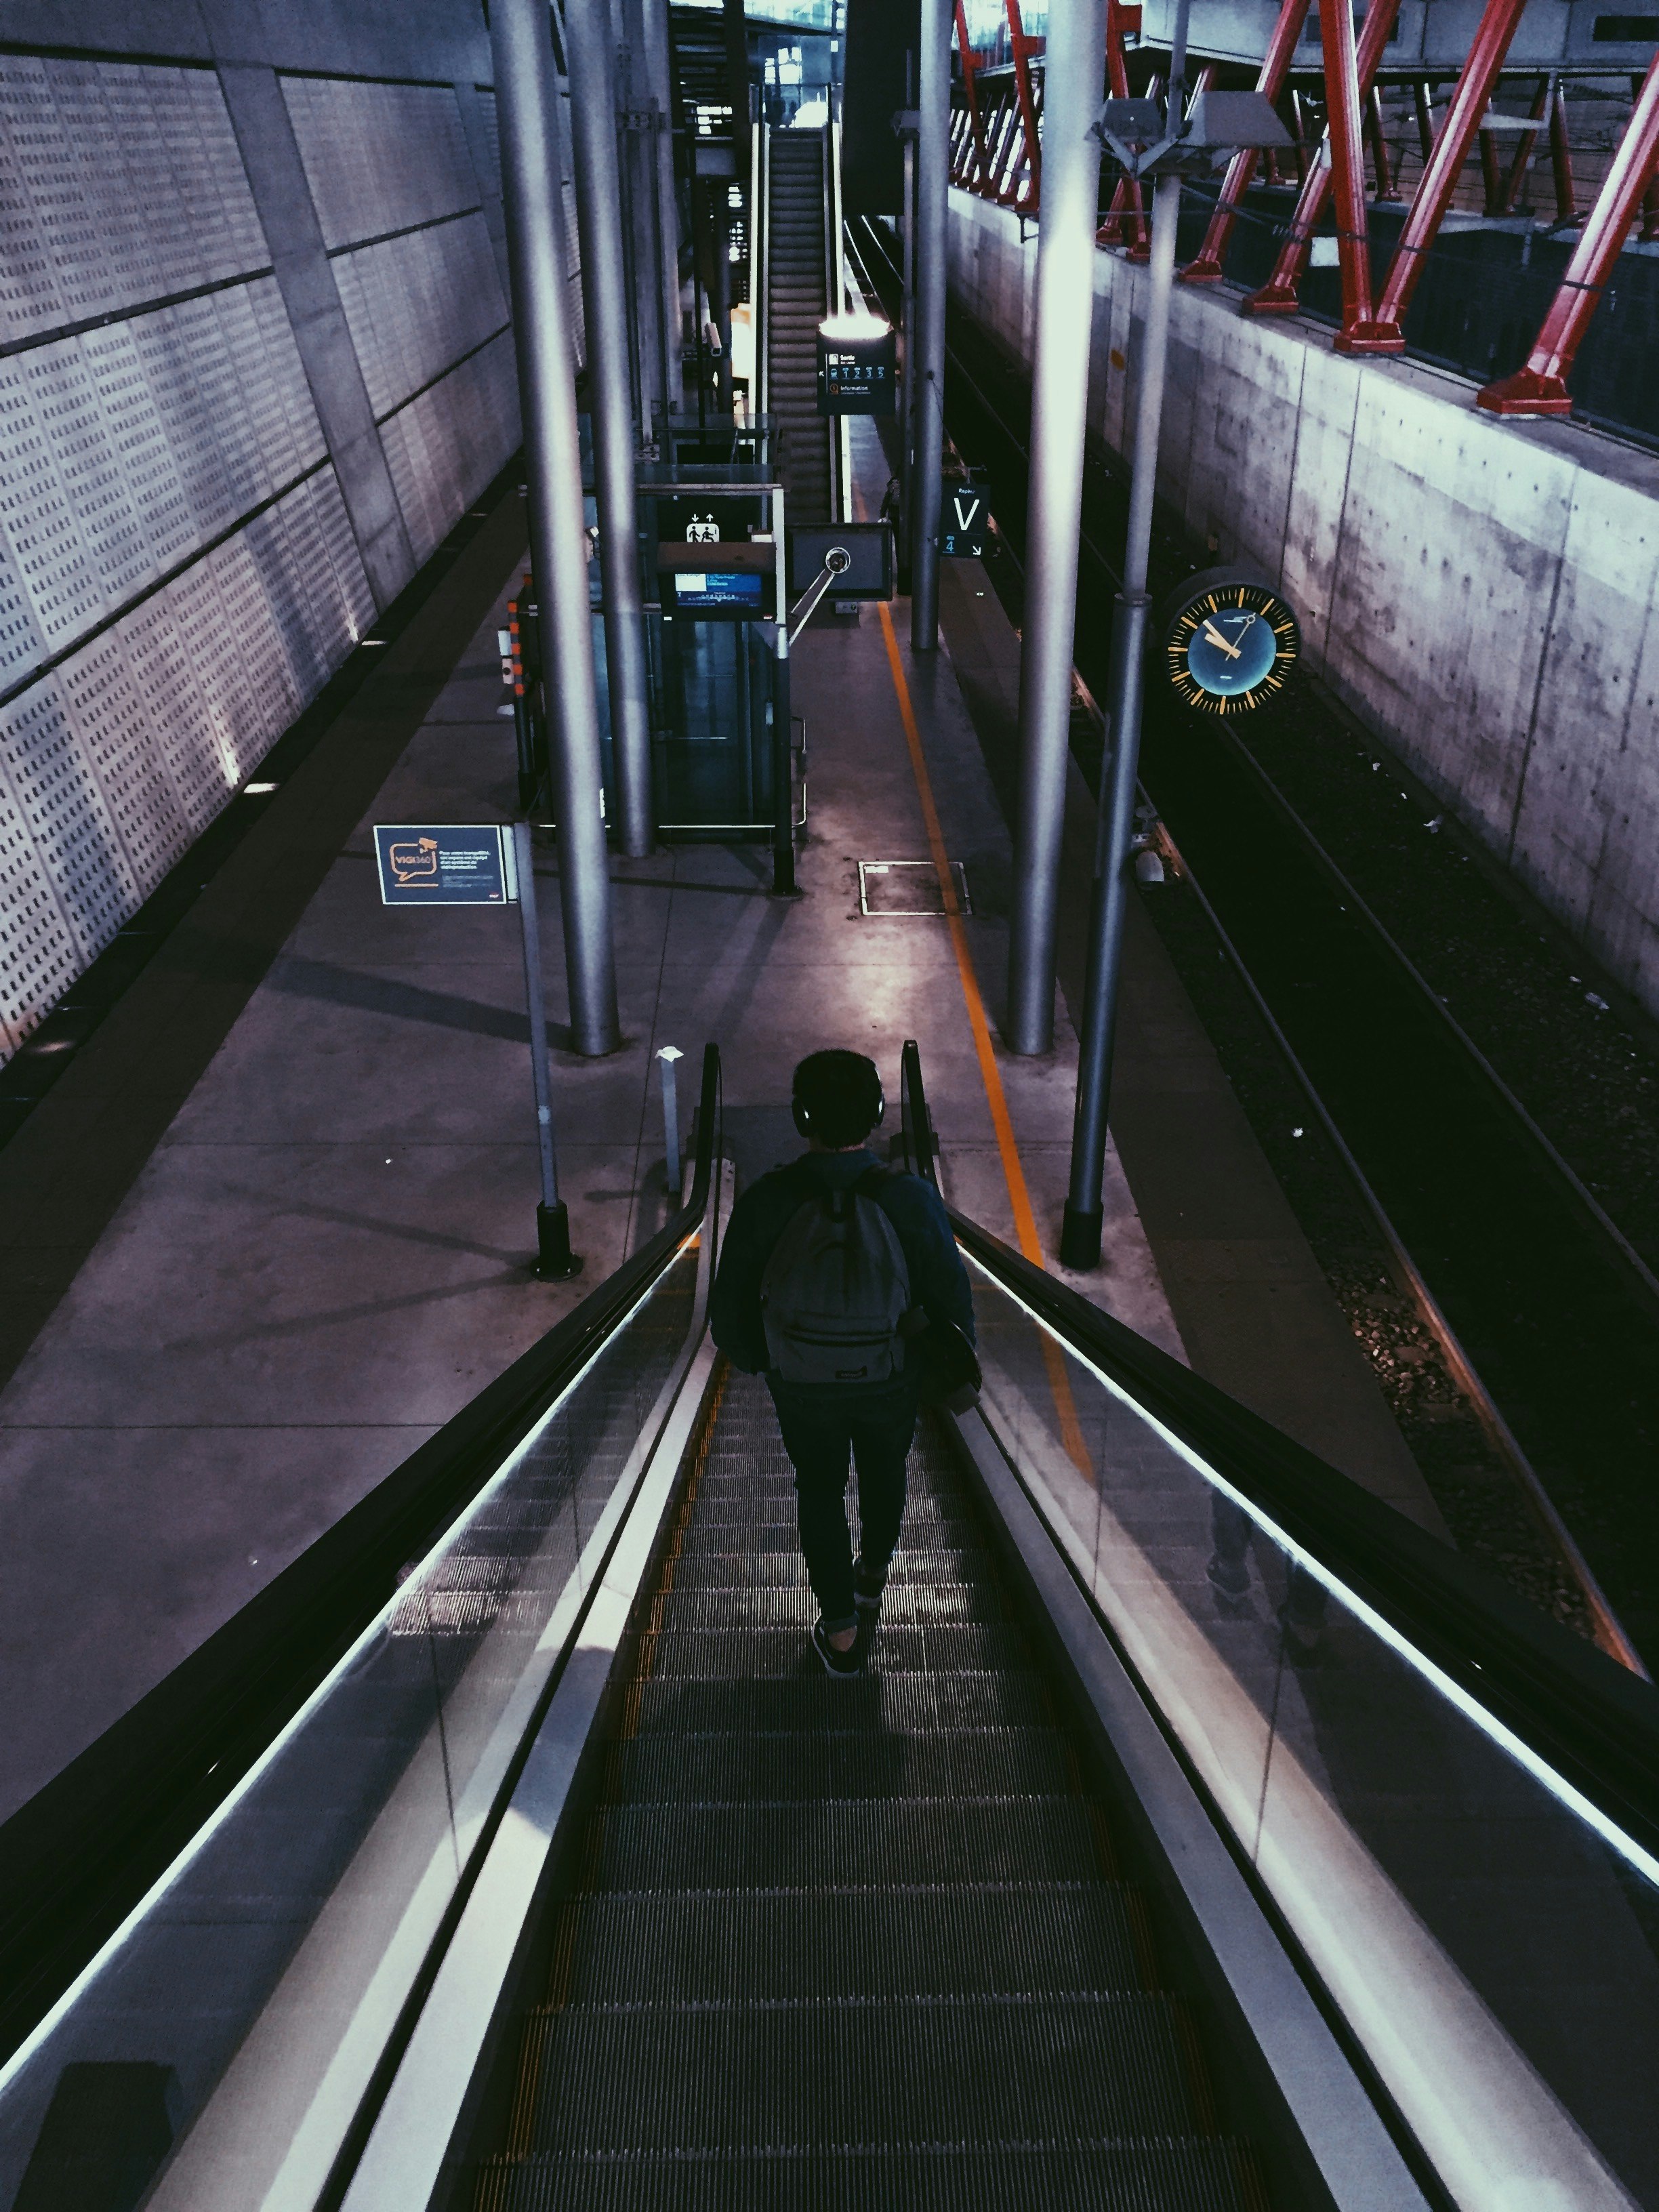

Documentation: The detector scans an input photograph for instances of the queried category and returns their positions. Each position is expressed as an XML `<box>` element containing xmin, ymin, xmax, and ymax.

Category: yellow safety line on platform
<box><xmin>876</xmin><ymin>600</ymin><xmax>1042</xmax><ymax>1264</ymax></box>
<box><xmin>874</xmin><ymin>598</ymin><xmax>1091</xmax><ymax>1478</ymax></box>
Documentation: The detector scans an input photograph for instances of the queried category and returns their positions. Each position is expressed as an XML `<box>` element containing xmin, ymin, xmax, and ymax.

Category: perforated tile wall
<box><xmin>282</xmin><ymin>77</ymin><xmax>478</xmax><ymax>250</ymax></box>
<box><xmin>0</xmin><ymin>47</ymin><xmax>520</xmax><ymax>1067</ymax></box>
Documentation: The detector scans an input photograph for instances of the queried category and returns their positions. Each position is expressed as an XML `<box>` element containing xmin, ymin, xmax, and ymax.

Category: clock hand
<box><xmin>1201</xmin><ymin>619</ymin><xmax>1242</xmax><ymax>660</ymax></box>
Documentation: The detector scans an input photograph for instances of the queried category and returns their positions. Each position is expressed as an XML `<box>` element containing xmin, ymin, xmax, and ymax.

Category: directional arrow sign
<box><xmin>939</xmin><ymin>483</ymin><xmax>989</xmax><ymax>559</ymax></box>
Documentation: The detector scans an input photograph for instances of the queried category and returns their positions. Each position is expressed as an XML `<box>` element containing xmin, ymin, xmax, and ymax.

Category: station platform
<box><xmin>0</xmin><ymin>430</ymin><xmax>1436</xmax><ymax>1823</ymax></box>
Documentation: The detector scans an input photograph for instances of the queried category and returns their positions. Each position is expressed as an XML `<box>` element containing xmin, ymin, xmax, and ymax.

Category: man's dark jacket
<box><xmin>710</xmin><ymin>1149</ymin><xmax>975</xmax><ymax>1377</ymax></box>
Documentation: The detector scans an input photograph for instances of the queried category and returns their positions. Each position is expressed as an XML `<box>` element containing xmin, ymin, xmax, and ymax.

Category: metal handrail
<box><xmin>0</xmin><ymin>1046</ymin><xmax>724</xmax><ymax>2068</ymax></box>
<box><xmin>897</xmin><ymin>1038</ymin><xmax>1659</xmax><ymax>1873</ymax></box>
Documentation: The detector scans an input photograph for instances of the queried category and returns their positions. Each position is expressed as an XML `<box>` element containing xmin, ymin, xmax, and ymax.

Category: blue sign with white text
<box><xmin>374</xmin><ymin>825</ymin><xmax>513</xmax><ymax>905</ymax></box>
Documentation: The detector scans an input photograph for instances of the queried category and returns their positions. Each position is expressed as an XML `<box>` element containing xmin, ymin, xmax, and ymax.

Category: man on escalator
<box><xmin>710</xmin><ymin>1050</ymin><xmax>975</xmax><ymax>1677</ymax></box>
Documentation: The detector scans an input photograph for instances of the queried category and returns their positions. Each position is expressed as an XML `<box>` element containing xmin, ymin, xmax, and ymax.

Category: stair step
<box><xmin>664</xmin><ymin>1549</ymin><xmax>994</xmax><ymax>1589</ymax></box>
<box><xmin>650</xmin><ymin>1585</ymin><xmax>1001</xmax><ymax>1632</ymax></box>
<box><xmin>604</xmin><ymin>1725</ymin><xmax>1073</xmax><ymax>1805</ymax></box>
<box><xmin>479</xmin><ymin>2138</ymin><xmax>1261</xmax><ymax>2212</ymax></box>
<box><xmin>623</xmin><ymin>1668</ymin><xmax>1057</xmax><ymax>1738</ymax></box>
<box><xmin>636</xmin><ymin>1622</ymin><xmax>1031</xmax><ymax>1678</ymax></box>
<box><xmin>512</xmin><ymin>1992</ymin><xmax>1200</xmax><ymax>2154</ymax></box>
<box><xmin>583</xmin><ymin>1795</ymin><xmax>1109</xmax><ymax>1890</ymax></box>
<box><xmin>549</xmin><ymin>1881</ymin><xmax>1148</xmax><ymax>2003</ymax></box>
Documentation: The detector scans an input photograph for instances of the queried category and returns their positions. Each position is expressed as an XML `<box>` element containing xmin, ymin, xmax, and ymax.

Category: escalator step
<box><xmin>623</xmin><ymin>1668</ymin><xmax>1057</xmax><ymax>1738</ymax></box>
<box><xmin>604</xmin><ymin>1725</ymin><xmax>1074</xmax><ymax>1805</ymax></box>
<box><xmin>583</xmin><ymin>1795</ymin><xmax>1110</xmax><ymax>1889</ymax></box>
<box><xmin>512</xmin><ymin>1992</ymin><xmax>1201</xmax><ymax>2152</ymax></box>
<box><xmin>647</xmin><ymin>1584</ymin><xmax>1002</xmax><ymax>1632</ymax></box>
<box><xmin>664</xmin><ymin>1549</ymin><xmax>994</xmax><ymax>1589</ymax></box>
<box><xmin>636</xmin><ymin>1622</ymin><xmax>1030</xmax><ymax>1677</ymax></box>
<box><xmin>479</xmin><ymin>2137</ymin><xmax>1261</xmax><ymax>2212</ymax></box>
<box><xmin>547</xmin><ymin>1881</ymin><xmax>1148</xmax><ymax>2003</ymax></box>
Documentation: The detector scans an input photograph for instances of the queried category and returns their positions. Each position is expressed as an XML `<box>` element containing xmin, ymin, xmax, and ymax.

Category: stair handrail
<box><xmin>898</xmin><ymin>1038</ymin><xmax>1659</xmax><ymax>1877</ymax></box>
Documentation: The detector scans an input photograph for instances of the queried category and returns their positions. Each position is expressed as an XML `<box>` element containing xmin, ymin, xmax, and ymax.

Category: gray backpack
<box><xmin>760</xmin><ymin>1168</ymin><xmax>912</xmax><ymax>1385</ymax></box>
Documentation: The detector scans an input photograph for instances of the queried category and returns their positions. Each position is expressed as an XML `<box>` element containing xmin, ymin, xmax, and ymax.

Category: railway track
<box><xmin>851</xmin><ymin>216</ymin><xmax>1659</xmax><ymax>1671</ymax></box>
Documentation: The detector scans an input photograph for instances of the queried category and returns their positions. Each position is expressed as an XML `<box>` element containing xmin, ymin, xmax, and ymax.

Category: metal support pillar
<box><xmin>1100</xmin><ymin>0</ymin><xmax>1149</xmax><ymax>249</ymax></box>
<box><xmin>1181</xmin><ymin>0</ymin><xmax>1313</xmax><ymax>281</ymax></box>
<box><xmin>1005</xmin><ymin>0</ymin><xmax>1108</xmax><ymax>1056</ymax></box>
<box><xmin>1124</xmin><ymin>76</ymin><xmax>1164</xmax><ymax>262</ymax></box>
<box><xmin>619</xmin><ymin>0</ymin><xmax>668</xmax><ymax>432</ymax></box>
<box><xmin>1245</xmin><ymin>0</ymin><xmax>1403</xmax><ymax>315</ymax></box>
<box><xmin>492</xmin><ymin>0</ymin><xmax>621</xmax><ymax>1058</ymax></box>
<box><xmin>911</xmin><ymin>0</ymin><xmax>951</xmax><ymax>653</ymax></box>
<box><xmin>1291</xmin><ymin>89</ymin><xmax>1312</xmax><ymax>184</ymax></box>
<box><xmin>1642</xmin><ymin>165</ymin><xmax>1659</xmax><ymax>241</ymax></box>
<box><xmin>512</xmin><ymin>823</ymin><xmax>581</xmax><ymax>1278</ymax></box>
<box><xmin>1478</xmin><ymin>51</ymin><xmax>1659</xmax><ymax>413</ymax></box>
<box><xmin>1369</xmin><ymin>0</ymin><xmax>1531</xmax><ymax>346</ymax></box>
<box><xmin>1479</xmin><ymin>117</ymin><xmax>1506</xmax><ymax>214</ymax></box>
<box><xmin>899</xmin><ymin>127</ymin><xmax>917</xmax><ymax>592</ymax></box>
<box><xmin>567</xmin><ymin>0</ymin><xmax>654</xmax><ymax>859</ymax></box>
<box><xmin>711</xmin><ymin>196</ymin><xmax>735</xmax><ymax>413</ymax></box>
<box><xmin>1059</xmin><ymin>171</ymin><xmax>1180</xmax><ymax>1262</ymax></box>
<box><xmin>1550</xmin><ymin>78</ymin><xmax>1578</xmax><ymax>221</ymax></box>
<box><xmin>1319</xmin><ymin>0</ymin><xmax>1393</xmax><ymax>347</ymax></box>
<box><xmin>642</xmin><ymin>0</ymin><xmax>684</xmax><ymax>411</ymax></box>
<box><xmin>1414</xmin><ymin>79</ymin><xmax>1437</xmax><ymax>165</ymax></box>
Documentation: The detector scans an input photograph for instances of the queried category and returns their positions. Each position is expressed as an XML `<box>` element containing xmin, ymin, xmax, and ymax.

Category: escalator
<box><xmin>3</xmin><ymin>1044</ymin><xmax>1659</xmax><ymax>2212</ymax></box>
<box><xmin>762</xmin><ymin>126</ymin><xmax>834</xmax><ymax>525</ymax></box>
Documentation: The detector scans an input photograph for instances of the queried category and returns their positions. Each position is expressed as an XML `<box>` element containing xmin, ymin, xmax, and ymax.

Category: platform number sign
<box><xmin>1163</xmin><ymin>573</ymin><xmax>1299</xmax><ymax>716</ymax></box>
<box><xmin>939</xmin><ymin>483</ymin><xmax>989</xmax><ymax>559</ymax></box>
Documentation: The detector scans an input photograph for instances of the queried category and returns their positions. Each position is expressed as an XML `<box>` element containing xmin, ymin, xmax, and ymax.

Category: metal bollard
<box><xmin>657</xmin><ymin>1045</ymin><xmax>684</xmax><ymax>1202</ymax></box>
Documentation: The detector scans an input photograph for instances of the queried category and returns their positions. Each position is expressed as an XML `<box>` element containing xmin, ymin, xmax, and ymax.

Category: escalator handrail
<box><xmin>0</xmin><ymin>1045</ymin><xmax>724</xmax><ymax>2071</ymax></box>
<box><xmin>898</xmin><ymin>1039</ymin><xmax>1659</xmax><ymax>1871</ymax></box>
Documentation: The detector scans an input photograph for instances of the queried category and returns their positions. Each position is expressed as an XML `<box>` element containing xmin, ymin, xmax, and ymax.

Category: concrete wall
<box><xmin>949</xmin><ymin>188</ymin><xmax>1659</xmax><ymax>1025</ymax></box>
<box><xmin>0</xmin><ymin>2</ymin><xmax>584</xmax><ymax>1065</ymax></box>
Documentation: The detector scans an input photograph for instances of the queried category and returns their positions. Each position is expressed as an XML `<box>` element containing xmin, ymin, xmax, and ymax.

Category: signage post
<box><xmin>373</xmin><ymin>822</ymin><xmax>580</xmax><ymax>1279</ymax></box>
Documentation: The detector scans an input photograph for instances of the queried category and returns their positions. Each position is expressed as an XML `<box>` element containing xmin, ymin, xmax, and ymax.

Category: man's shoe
<box><xmin>852</xmin><ymin>1554</ymin><xmax>888</xmax><ymax>1613</ymax></box>
<box><xmin>813</xmin><ymin>1618</ymin><xmax>863</xmax><ymax>1676</ymax></box>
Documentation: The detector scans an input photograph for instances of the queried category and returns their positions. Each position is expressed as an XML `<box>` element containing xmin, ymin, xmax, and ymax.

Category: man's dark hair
<box><xmin>792</xmin><ymin>1050</ymin><xmax>884</xmax><ymax>1149</ymax></box>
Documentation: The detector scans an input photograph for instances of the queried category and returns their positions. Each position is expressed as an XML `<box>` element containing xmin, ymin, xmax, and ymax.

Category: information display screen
<box><xmin>663</xmin><ymin>569</ymin><xmax>771</xmax><ymax>619</ymax></box>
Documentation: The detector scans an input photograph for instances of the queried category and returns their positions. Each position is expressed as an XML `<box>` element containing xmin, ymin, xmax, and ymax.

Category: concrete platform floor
<box><xmin>0</xmin><ymin>430</ymin><xmax>1434</xmax><ymax>1824</ymax></box>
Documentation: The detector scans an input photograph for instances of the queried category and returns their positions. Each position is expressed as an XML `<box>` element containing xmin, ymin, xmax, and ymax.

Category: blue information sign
<box><xmin>373</xmin><ymin>824</ymin><xmax>514</xmax><ymax>905</ymax></box>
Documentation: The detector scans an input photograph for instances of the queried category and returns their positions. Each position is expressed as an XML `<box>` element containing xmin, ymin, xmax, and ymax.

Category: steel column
<box><xmin>912</xmin><ymin>0</ymin><xmax>951</xmax><ymax>652</ymax></box>
<box><xmin>1550</xmin><ymin>77</ymin><xmax>1578</xmax><ymax>221</ymax></box>
<box><xmin>1370</xmin><ymin>0</ymin><xmax>1531</xmax><ymax>346</ymax></box>
<box><xmin>491</xmin><ymin>0</ymin><xmax>621</xmax><ymax>1057</ymax></box>
<box><xmin>1180</xmin><ymin>0</ymin><xmax>1313</xmax><ymax>282</ymax></box>
<box><xmin>1479</xmin><ymin>51</ymin><xmax>1659</xmax><ymax>413</ymax></box>
<box><xmin>1059</xmin><ymin>171</ymin><xmax>1179</xmax><ymax>1263</ymax></box>
<box><xmin>1414</xmin><ymin>79</ymin><xmax>1437</xmax><ymax>165</ymax></box>
<box><xmin>1099</xmin><ymin>0</ymin><xmax>1149</xmax><ymax>249</ymax></box>
<box><xmin>1006</xmin><ymin>0</ymin><xmax>1109</xmax><ymax>1056</ymax></box>
<box><xmin>1245</xmin><ymin>0</ymin><xmax>1403</xmax><ymax>314</ymax></box>
<box><xmin>642</xmin><ymin>0</ymin><xmax>684</xmax><ymax>411</ymax></box>
<box><xmin>567</xmin><ymin>0</ymin><xmax>655</xmax><ymax>859</ymax></box>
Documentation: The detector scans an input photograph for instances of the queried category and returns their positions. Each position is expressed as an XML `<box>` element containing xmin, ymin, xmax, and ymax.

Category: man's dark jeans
<box><xmin>767</xmin><ymin>1376</ymin><xmax>918</xmax><ymax>1632</ymax></box>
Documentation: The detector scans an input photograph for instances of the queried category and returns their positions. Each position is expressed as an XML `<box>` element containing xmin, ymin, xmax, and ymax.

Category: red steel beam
<box><xmin>1368</xmin><ymin>0</ymin><xmax>1532</xmax><ymax>347</ymax></box>
<box><xmin>1244</xmin><ymin>0</ymin><xmax>1403</xmax><ymax>316</ymax></box>
<box><xmin>1643</xmin><ymin>167</ymin><xmax>1659</xmax><ymax>241</ymax></box>
<box><xmin>1317</xmin><ymin>0</ymin><xmax>1393</xmax><ymax>346</ymax></box>
<box><xmin>1097</xmin><ymin>0</ymin><xmax>1148</xmax><ymax>252</ymax></box>
<box><xmin>1498</xmin><ymin>77</ymin><xmax>1551</xmax><ymax>217</ymax></box>
<box><xmin>1180</xmin><ymin>0</ymin><xmax>1315</xmax><ymax>282</ymax></box>
<box><xmin>1479</xmin><ymin>50</ymin><xmax>1659</xmax><ymax>413</ymax></box>
<box><xmin>1002</xmin><ymin>0</ymin><xmax>1043</xmax><ymax>211</ymax></box>
<box><xmin>954</xmin><ymin>0</ymin><xmax>994</xmax><ymax>191</ymax></box>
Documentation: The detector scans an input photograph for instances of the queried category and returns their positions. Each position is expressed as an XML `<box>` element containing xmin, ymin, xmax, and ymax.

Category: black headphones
<box><xmin>791</xmin><ymin>1060</ymin><xmax>886</xmax><ymax>1139</ymax></box>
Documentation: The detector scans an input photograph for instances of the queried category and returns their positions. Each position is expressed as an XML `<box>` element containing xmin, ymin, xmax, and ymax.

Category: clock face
<box><xmin>1165</xmin><ymin>579</ymin><xmax>1298</xmax><ymax>714</ymax></box>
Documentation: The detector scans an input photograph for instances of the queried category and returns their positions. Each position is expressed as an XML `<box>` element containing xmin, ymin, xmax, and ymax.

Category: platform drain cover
<box><xmin>858</xmin><ymin>860</ymin><xmax>971</xmax><ymax>917</ymax></box>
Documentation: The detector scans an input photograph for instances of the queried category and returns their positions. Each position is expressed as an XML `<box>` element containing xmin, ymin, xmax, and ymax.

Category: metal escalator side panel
<box><xmin>331</xmin><ymin>1162</ymin><xmax>735</xmax><ymax>2212</ymax></box>
<box><xmin>961</xmin><ymin>1261</ymin><xmax>1656</xmax><ymax>2212</ymax></box>
<box><xmin>0</xmin><ymin>1097</ymin><xmax>727</xmax><ymax>2212</ymax></box>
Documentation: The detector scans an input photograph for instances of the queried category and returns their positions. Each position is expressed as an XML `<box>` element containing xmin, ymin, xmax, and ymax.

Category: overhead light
<box><xmin>245</xmin><ymin>781</ymin><xmax>279</xmax><ymax>794</ymax></box>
